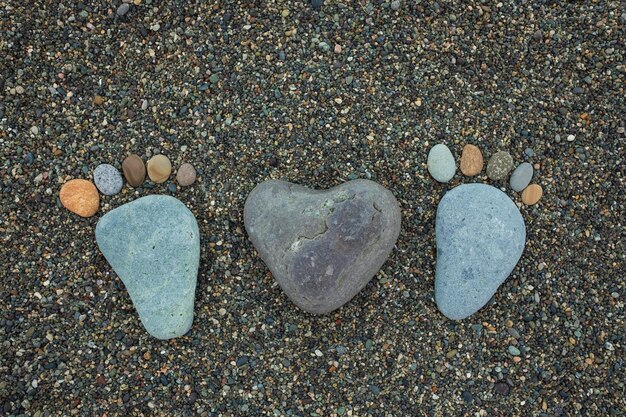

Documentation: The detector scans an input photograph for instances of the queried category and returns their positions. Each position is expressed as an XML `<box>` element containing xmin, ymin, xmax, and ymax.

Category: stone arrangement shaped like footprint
<box><xmin>57</xmin><ymin>142</ymin><xmax>543</xmax><ymax>338</ymax></box>
<box><xmin>427</xmin><ymin>143</ymin><xmax>543</xmax><ymax>319</ymax></box>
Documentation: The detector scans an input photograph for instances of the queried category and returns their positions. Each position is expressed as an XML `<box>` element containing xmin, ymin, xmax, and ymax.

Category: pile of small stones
<box><xmin>427</xmin><ymin>143</ymin><xmax>543</xmax><ymax>205</ymax></box>
<box><xmin>59</xmin><ymin>155</ymin><xmax>196</xmax><ymax>217</ymax></box>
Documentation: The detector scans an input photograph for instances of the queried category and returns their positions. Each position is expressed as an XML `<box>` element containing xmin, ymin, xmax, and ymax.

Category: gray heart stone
<box><xmin>435</xmin><ymin>184</ymin><xmax>525</xmax><ymax>320</ymax></box>
<box><xmin>95</xmin><ymin>195</ymin><xmax>200</xmax><ymax>339</ymax></box>
<box><xmin>244</xmin><ymin>179</ymin><xmax>401</xmax><ymax>314</ymax></box>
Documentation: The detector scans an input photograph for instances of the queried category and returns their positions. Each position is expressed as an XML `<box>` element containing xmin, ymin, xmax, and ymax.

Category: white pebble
<box><xmin>567</xmin><ymin>134</ymin><xmax>575</xmax><ymax>142</ymax></box>
<box><xmin>314</xmin><ymin>349</ymin><xmax>323</xmax><ymax>357</ymax></box>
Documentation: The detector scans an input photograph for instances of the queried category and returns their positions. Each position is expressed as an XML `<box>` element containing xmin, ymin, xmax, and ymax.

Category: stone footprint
<box><xmin>95</xmin><ymin>195</ymin><xmax>200</xmax><ymax>339</ymax></box>
<box><xmin>244</xmin><ymin>179</ymin><xmax>401</xmax><ymax>314</ymax></box>
<box><xmin>435</xmin><ymin>184</ymin><xmax>526</xmax><ymax>320</ymax></box>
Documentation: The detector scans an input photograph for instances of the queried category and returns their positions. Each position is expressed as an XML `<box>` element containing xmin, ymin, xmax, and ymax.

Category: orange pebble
<box><xmin>60</xmin><ymin>179</ymin><xmax>99</xmax><ymax>217</ymax></box>
<box><xmin>522</xmin><ymin>184</ymin><xmax>543</xmax><ymax>205</ymax></box>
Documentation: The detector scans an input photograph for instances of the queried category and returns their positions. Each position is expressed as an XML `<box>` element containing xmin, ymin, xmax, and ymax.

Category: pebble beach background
<box><xmin>1</xmin><ymin>1</ymin><xmax>624</xmax><ymax>416</ymax></box>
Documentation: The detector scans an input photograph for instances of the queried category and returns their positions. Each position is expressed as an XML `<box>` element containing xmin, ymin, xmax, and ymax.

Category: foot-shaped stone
<box><xmin>435</xmin><ymin>184</ymin><xmax>526</xmax><ymax>320</ymax></box>
<box><xmin>95</xmin><ymin>195</ymin><xmax>200</xmax><ymax>339</ymax></box>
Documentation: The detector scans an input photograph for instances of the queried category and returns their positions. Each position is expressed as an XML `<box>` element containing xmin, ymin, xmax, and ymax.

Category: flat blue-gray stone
<box><xmin>509</xmin><ymin>162</ymin><xmax>533</xmax><ymax>192</ymax></box>
<box><xmin>435</xmin><ymin>184</ymin><xmax>525</xmax><ymax>320</ymax></box>
<box><xmin>95</xmin><ymin>195</ymin><xmax>200</xmax><ymax>339</ymax></box>
<box><xmin>427</xmin><ymin>144</ymin><xmax>456</xmax><ymax>183</ymax></box>
<box><xmin>244</xmin><ymin>179</ymin><xmax>401</xmax><ymax>314</ymax></box>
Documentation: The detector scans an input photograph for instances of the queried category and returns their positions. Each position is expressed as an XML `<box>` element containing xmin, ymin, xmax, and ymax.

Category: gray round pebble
<box><xmin>93</xmin><ymin>164</ymin><xmax>123</xmax><ymax>196</ymax></box>
<box><xmin>509</xmin><ymin>163</ymin><xmax>534</xmax><ymax>192</ymax></box>
<box><xmin>427</xmin><ymin>144</ymin><xmax>456</xmax><ymax>183</ymax></box>
<box><xmin>117</xmin><ymin>3</ymin><xmax>130</xmax><ymax>16</ymax></box>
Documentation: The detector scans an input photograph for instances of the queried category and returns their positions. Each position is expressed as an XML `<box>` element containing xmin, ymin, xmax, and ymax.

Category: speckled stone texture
<box><xmin>244</xmin><ymin>179</ymin><xmax>401</xmax><ymax>314</ymax></box>
<box><xmin>93</xmin><ymin>163</ymin><xmax>123</xmax><ymax>196</ymax></box>
<box><xmin>95</xmin><ymin>195</ymin><xmax>200</xmax><ymax>339</ymax></box>
<box><xmin>435</xmin><ymin>184</ymin><xmax>526</xmax><ymax>320</ymax></box>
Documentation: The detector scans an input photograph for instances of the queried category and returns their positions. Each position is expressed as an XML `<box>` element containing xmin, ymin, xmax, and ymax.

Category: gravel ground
<box><xmin>1</xmin><ymin>1</ymin><xmax>624</xmax><ymax>416</ymax></box>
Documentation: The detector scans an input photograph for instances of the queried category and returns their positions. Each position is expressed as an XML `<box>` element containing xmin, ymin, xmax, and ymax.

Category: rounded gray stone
<box><xmin>117</xmin><ymin>3</ymin><xmax>130</xmax><ymax>16</ymax></box>
<box><xmin>95</xmin><ymin>195</ymin><xmax>200</xmax><ymax>339</ymax></box>
<box><xmin>244</xmin><ymin>179</ymin><xmax>401</xmax><ymax>314</ymax></box>
<box><xmin>435</xmin><ymin>184</ymin><xmax>526</xmax><ymax>320</ymax></box>
<box><xmin>427</xmin><ymin>144</ymin><xmax>456</xmax><ymax>183</ymax></box>
<box><xmin>93</xmin><ymin>164</ymin><xmax>123</xmax><ymax>196</ymax></box>
<box><xmin>486</xmin><ymin>151</ymin><xmax>514</xmax><ymax>180</ymax></box>
<box><xmin>509</xmin><ymin>162</ymin><xmax>534</xmax><ymax>192</ymax></box>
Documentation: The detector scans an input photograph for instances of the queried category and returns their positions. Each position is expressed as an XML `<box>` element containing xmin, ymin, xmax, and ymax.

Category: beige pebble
<box><xmin>522</xmin><ymin>184</ymin><xmax>543</xmax><ymax>205</ymax></box>
<box><xmin>176</xmin><ymin>163</ymin><xmax>196</xmax><ymax>187</ymax></box>
<box><xmin>59</xmin><ymin>179</ymin><xmax>99</xmax><ymax>217</ymax></box>
<box><xmin>459</xmin><ymin>144</ymin><xmax>484</xmax><ymax>176</ymax></box>
<box><xmin>146</xmin><ymin>155</ymin><xmax>172</xmax><ymax>183</ymax></box>
<box><xmin>93</xmin><ymin>95</ymin><xmax>104</xmax><ymax>105</ymax></box>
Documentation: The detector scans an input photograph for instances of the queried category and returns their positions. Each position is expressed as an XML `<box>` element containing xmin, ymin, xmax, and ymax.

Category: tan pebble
<box><xmin>522</xmin><ymin>184</ymin><xmax>543</xmax><ymax>205</ymax></box>
<box><xmin>122</xmin><ymin>154</ymin><xmax>146</xmax><ymax>187</ymax></box>
<box><xmin>176</xmin><ymin>163</ymin><xmax>196</xmax><ymax>187</ymax></box>
<box><xmin>93</xmin><ymin>95</ymin><xmax>104</xmax><ymax>105</ymax></box>
<box><xmin>459</xmin><ymin>144</ymin><xmax>483</xmax><ymax>176</ymax></box>
<box><xmin>146</xmin><ymin>155</ymin><xmax>172</xmax><ymax>183</ymax></box>
<box><xmin>59</xmin><ymin>179</ymin><xmax>99</xmax><ymax>217</ymax></box>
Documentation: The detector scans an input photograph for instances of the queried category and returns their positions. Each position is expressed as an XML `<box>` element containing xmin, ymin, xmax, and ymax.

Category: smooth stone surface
<box><xmin>460</xmin><ymin>144</ymin><xmax>484</xmax><ymax>176</ymax></box>
<box><xmin>147</xmin><ymin>155</ymin><xmax>171</xmax><ymax>183</ymax></box>
<box><xmin>176</xmin><ymin>163</ymin><xmax>196</xmax><ymax>187</ymax></box>
<box><xmin>95</xmin><ymin>195</ymin><xmax>200</xmax><ymax>339</ymax></box>
<box><xmin>59</xmin><ymin>179</ymin><xmax>99</xmax><ymax>217</ymax></box>
<box><xmin>244</xmin><ymin>179</ymin><xmax>401</xmax><ymax>314</ymax></box>
<box><xmin>93</xmin><ymin>164</ymin><xmax>123</xmax><ymax>195</ymax></box>
<box><xmin>117</xmin><ymin>3</ymin><xmax>130</xmax><ymax>16</ymax></box>
<box><xmin>510</xmin><ymin>162</ymin><xmax>534</xmax><ymax>192</ymax></box>
<box><xmin>427</xmin><ymin>144</ymin><xmax>456</xmax><ymax>183</ymax></box>
<box><xmin>122</xmin><ymin>154</ymin><xmax>146</xmax><ymax>188</ymax></box>
<box><xmin>522</xmin><ymin>184</ymin><xmax>543</xmax><ymax>205</ymax></box>
<box><xmin>486</xmin><ymin>151</ymin><xmax>514</xmax><ymax>180</ymax></box>
<box><xmin>435</xmin><ymin>184</ymin><xmax>526</xmax><ymax>320</ymax></box>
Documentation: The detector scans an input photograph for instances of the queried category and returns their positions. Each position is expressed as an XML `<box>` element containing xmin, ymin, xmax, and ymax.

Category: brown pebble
<box><xmin>59</xmin><ymin>179</ymin><xmax>99</xmax><ymax>217</ymax></box>
<box><xmin>147</xmin><ymin>154</ymin><xmax>172</xmax><ymax>183</ymax></box>
<box><xmin>176</xmin><ymin>163</ymin><xmax>196</xmax><ymax>187</ymax></box>
<box><xmin>522</xmin><ymin>184</ymin><xmax>543</xmax><ymax>205</ymax></box>
<box><xmin>459</xmin><ymin>144</ymin><xmax>484</xmax><ymax>176</ymax></box>
<box><xmin>122</xmin><ymin>154</ymin><xmax>146</xmax><ymax>188</ymax></box>
<box><xmin>93</xmin><ymin>95</ymin><xmax>104</xmax><ymax>105</ymax></box>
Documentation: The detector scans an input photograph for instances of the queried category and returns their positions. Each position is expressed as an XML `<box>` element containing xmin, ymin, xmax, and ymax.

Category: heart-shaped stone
<box><xmin>244</xmin><ymin>179</ymin><xmax>401</xmax><ymax>314</ymax></box>
<box><xmin>95</xmin><ymin>195</ymin><xmax>200</xmax><ymax>339</ymax></box>
<box><xmin>435</xmin><ymin>184</ymin><xmax>526</xmax><ymax>320</ymax></box>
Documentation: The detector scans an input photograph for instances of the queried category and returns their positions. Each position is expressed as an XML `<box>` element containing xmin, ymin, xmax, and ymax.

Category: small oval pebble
<box><xmin>486</xmin><ymin>151</ymin><xmax>513</xmax><ymax>180</ymax></box>
<box><xmin>147</xmin><ymin>155</ymin><xmax>172</xmax><ymax>183</ymax></box>
<box><xmin>176</xmin><ymin>163</ymin><xmax>196</xmax><ymax>187</ymax></box>
<box><xmin>521</xmin><ymin>184</ymin><xmax>543</xmax><ymax>205</ymax></box>
<box><xmin>60</xmin><ymin>179</ymin><xmax>99</xmax><ymax>217</ymax></box>
<box><xmin>117</xmin><ymin>3</ymin><xmax>130</xmax><ymax>16</ymax></box>
<box><xmin>459</xmin><ymin>144</ymin><xmax>483</xmax><ymax>176</ymax></box>
<box><xmin>122</xmin><ymin>154</ymin><xmax>146</xmax><ymax>187</ymax></box>
<box><xmin>509</xmin><ymin>162</ymin><xmax>534</xmax><ymax>192</ymax></box>
<box><xmin>93</xmin><ymin>164</ymin><xmax>123</xmax><ymax>195</ymax></box>
<box><xmin>427</xmin><ymin>144</ymin><xmax>456</xmax><ymax>183</ymax></box>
